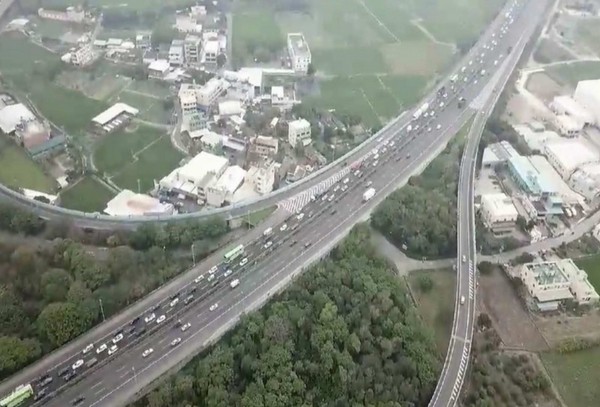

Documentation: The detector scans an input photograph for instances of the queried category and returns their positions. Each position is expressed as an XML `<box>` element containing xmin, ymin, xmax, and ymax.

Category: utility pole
<box><xmin>99</xmin><ymin>298</ymin><xmax>106</xmax><ymax>322</ymax></box>
<box><xmin>191</xmin><ymin>242</ymin><xmax>196</xmax><ymax>266</ymax></box>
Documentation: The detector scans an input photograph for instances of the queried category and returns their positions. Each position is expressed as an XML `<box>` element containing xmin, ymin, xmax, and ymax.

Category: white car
<box><xmin>460</xmin><ymin>296</ymin><xmax>466</xmax><ymax>305</ymax></box>
<box><xmin>169</xmin><ymin>298</ymin><xmax>179</xmax><ymax>308</ymax></box>
<box><xmin>96</xmin><ymin>344</ymin><xmax>107</xmax><ymax>354</ymax></box>
<box><xmin>72</xmin><ymin>359</ymin><xmax>84</xmax><ymax>370</ymax></box>
<box><xmin>142</xmin><ymin>348</ymin><xmax>154</xmax><ymax>358</ymax></box>
<box><xmin>427</xmin><ymin>127</ymin><xmax>432</xmax><ymax>132</ymax></box>
<box><xmin>280</xmin><ymin>224</ymin><xmax>288</xmax><ymax>232</ymax></box>
<box><xmin>181</xmin><ymin>322</ymin><xmax>191</xmax><ymax>332</ymax></box>
<box><xmin>156</xmin><ymin>315</ymin><xmax>166</xmax><ymax>324</ymax></box>
<box><xmin>264</xmin><ymin>241</ymin><xmax>273</xmax><ymax>249</ymax></box>
<box><xmin>372</xmin><ymin>160</ymin><xmax>379</xmax><ymax>167</ymax></box>
<box><xmin>108</xmin><ymin>345</ymin><xmax>118</xmax><ymax>355</ymax></box>
<box><xmin>462</xmin><ymin>255</ymin><xmax>466</xmax><ymax>263</ymax></box>
<box><xmin>209</xmin><ymin>303</ymin><xmax>219</xmax><ymax>312</ymax></box>
<box><xmin>82</xmin><ymin>344</ymin><xmax>94</xmax><ymax>355</ymax></box>
<box><xmin>296</xmin><ymin>213</ymin><xmax>304</xmax><ymax>221</ymax></box>
<box><xmin>208</xmin><ymin>265</ymin><xmax>218</xmax><ymax>275</ymax></box>
<box><xmin>170</xmin><ymin>338</ymin><xmax>182</xmax><ymax>347</ymax></box>
<box><xmin>207</xmin><ymin>274</ymin><xmax>215</xmax><ymax>282</ymax></box>
<box><xmin>112</xmin><ymin>333</ymin><xmax>123</xmax><ymax>344</ymax></box>
<box><xmin>224</xmin><ymin>269</ymin><xmax>233</xmax><ymax>277</ymax></box>
<box><xmin>239</xmin><ymin>257</ymin><xmax>248</xmax><ymax>267</ymax></box>
<box><xmin>144</xmin><ymin>313</ymin><xmax>156</xmax><ymax>323</ymax></box>
<box><xmin>436</xmin><ymin>124</ymin><xmax>442</xmax><ymax>130</ymax></box>
<box><xmin>193</xmin><ymin>275</ymin><xmax>204</xmax><ymax>284</ymax></box>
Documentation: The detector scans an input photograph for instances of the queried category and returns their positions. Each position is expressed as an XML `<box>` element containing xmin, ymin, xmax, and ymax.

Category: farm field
<box><xmin>407</xmin><ymin>269</ymin><xmax>455</xmax><ymax>354</ymax></box>
<box><xmin>545</xmin><ymin>61</ymin><xmax>600</xmax><ymax>88</ymax></box>
<box><xmin>542</xmin><ymin>347</ymin><xmax>600</xmax><ymax>407</ymax></box>
<box><xmin>60</xmin><ymin>176</ymin><xmax>115</xmax><ymax>212</ymax></box>
<box><xmin>112</xmin><ymin>136</ymin><xmax>183</xmax><ymax>192</ymax></box>
<box><xmin>233</xmin><ymin>0</ymin><xmax>503</xmax><ymax>126</ymax></box>
<box><xmin>0</xmin><ymin>141</ymin><xmax>57</xmax><ymax>193</ymax></box>
<box><xmin>114</xmin><ymin>91</ymin><xmax>170</xmax><ymax>124</ymax></box>
<box><xmin>574</xmin><ymin>254</ymin><xmax>600</xmax><ymax>292</ymax></box>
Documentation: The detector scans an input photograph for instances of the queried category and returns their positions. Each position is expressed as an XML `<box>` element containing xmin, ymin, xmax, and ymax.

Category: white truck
<box><xmin>412</xmin><ymin>102</ymin><xmax>430</xmax><ymax>121</ymax></box>
<box><xmin>263</xmin><ymin>227</ymin><xmax>273</xmax><ymax>237</ymax></box>
<box><xmin>230</xmin><ymin>279</ymin><xmax>240</xmax><ymax>289</ymax></box>
<box><xmin>450</xmin><ymin>74</ymin><xmax>458</xmax><ymax>83</ymax></box>
<box><xmin>363</xmin><ymin>187</ymin><xmax>376</xmax><ymax>202</ymax></box>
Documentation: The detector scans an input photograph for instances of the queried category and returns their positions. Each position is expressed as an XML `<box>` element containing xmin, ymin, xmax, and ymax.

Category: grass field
<box><xmin>60</xmin><ymin>176</ymin><xmax>115</xmax><ymax>212</ymax></box>
<box><xmin>541</xmin><ymin>346</ymin><xmax>600</xmax><ymax>407</ymax></box>
<box><xmin>407</xmin><ymin>269</ymin><xmax>455</xmax><ymax>354</ymax></box>
<box><xmin>114</xmin><ymin>91</ymin><xmax>170</xmax><ymax>124</ymax></box>
<box><xmin>112</xmin><ymin>136</ymin><xmax>183</xmax><ymax>192</ymax></box>
<box><xmin>545</xmin><ymin>61</ymin><xmax>600</xmax><ymax>88</ymax></box>
<box><xmin>575</xmin><ymin>19</ymin><xmax>600</xmax><ymax>58</ymax></box>
<box><xmin>232</xmin><ymin>11</ymin><xmax>284</xmax><ymax>66</ymax></box>
<box><xmin>0</xmin><ymin>141</ymin><xmax>57</xmax><ymax>193</ymax></box>
<box><xmin>574</xmin><ymin>254</ymin><xmax>600</xmax><ymax>293</ymax></box>
<box><xmin>0</xmin><ymin>33</ymin><xmax>59</xmax><ymax>77</ymax></box>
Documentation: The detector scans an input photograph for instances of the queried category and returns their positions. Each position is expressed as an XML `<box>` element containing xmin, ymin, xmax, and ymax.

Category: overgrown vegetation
<box><xmin>133</xmin><ymin>225</ymin><xmax>440</xmax><ymax>407</ymax></box>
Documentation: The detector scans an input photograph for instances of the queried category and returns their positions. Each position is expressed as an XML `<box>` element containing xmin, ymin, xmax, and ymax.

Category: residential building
<box><xmin>520</xmin><ymin>259</ymin><xmax>599</xmax><ymax>311</ymax></box>
<box><xmin>135</xmin><ymin>33</ymin><xmax>152</xmax><ymax>49</ymax></box>
<box><xmin>480</xmin><ymin>193</ymin><xmax>519</xmax><ymax>232</ymax></box>
<box><xmin>287</xmin><ymin>33</ymin><xmax>311</xmax><ymax>74</ymax></box>
<box><xmin>246</xmin><ymin>161</ymin><xmax>277</xmax><ymax>194</ymax></box>
<box><xmin>159</xmin><ymin>152</ymin><xmax>229</xmax><ymax>203</ymax></box>
<box><xmin>70</xmin><ymin>43</ymin><xmax>94</xmax><ymax>67</ymax></box>
<box><xmin>218</xmin><ymin>100</ymin><xmax>244</xmax><ymax>117</ymax></box>
<box><xmin>206</xmin><ymin>166</ymin><xmax>247</xmax><ymax>207</ymax></box>
<box><xmin>544</xmin><ymin>140</ymin><xmax>599</xmax><ymax>179</ymax></box>
<box><xmin>569</xmin><ymin>162</ymin><xmax>600</xmax><ymax>202</ymax></box>
<box><xmin>184</xmin><ymin>35</ymin><xmax>202</xmax><ymax>64</ymax></box>
<box><xmin>148</xmin><ymin>59</ymin><xmax>170</xmax><ymax>79</ymax></box>
<box><xmin>179</xmin><ymin>85</ymin><xmax>199</xmax><ymax>116</ymax></box>
<box><xmin>189</xmin><ymin>128</ymin><xmax>221</xmax><ymax>147</ymax></box>
<box><xmin>251</xmin><ymin>136</ymin><xmax>279</xmax><ymax>157</ymax></box>
<box><xmin>574</xmin><ymin>79</ymin><xmax>600</xmax><ymax>126</ymax></box>
<box><xmin>554</xmin><ymin>114</ymin><xmax>582</xmax><ymax>137</ymax></box>
<box><xmin>38</xmin><ymin>6</ymin><xmax>85</xmax><ymax>23</ymax></box>
<box><xmin>288</xmin><ymin>118</ymin><xmax>311</xmax><ymax>147</ymax></box>
<box><xmin>182</xmin><ymin>113</ymin><xmax>207</xmax><ymax>133</ymax></box>
<box><xmin>174</xmin><ymin>14</ymin><xmax>202</xmax><ymax>33</ymax></box>
<box><xmin>169</xmin><ymin>40</ymin><xmax>185</xmax><ymax>66</ymax></box>
<box><xmin>197</xmin><ymin>78</ymin><xmax>225</xmax><ymax>109</ymax></box>
<box><xmin>104</xmin><ymin>190</ymin><xmax>175</xmax><ymax>217</ymax></box>
<box><xmin>202</xmin><ymin>34</ymin><xmax>219</xmax><ymax>64</ymax></box>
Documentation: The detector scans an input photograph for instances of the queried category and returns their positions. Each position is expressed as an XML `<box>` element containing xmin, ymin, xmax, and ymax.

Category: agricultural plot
<box><xmin>59</xmin><ymin>176</ymin><xmax>115</xmax><ymax>212</ymax></box>
<box><xmin>545</xmin><ymin>61</ymin><xmax>600</xmax><ymax>88</ymax></box>
<box><xmin>114</xmin><ymin>91</ymin><xmax>170</xmax><ymax>124</ymax></box>
<box><xmin>574</xmin><ymin>254</ymin><xmax>600</xmax><ymax>293</ymax></box>
<box><xmin>0</xmin><ymin>140</ymin><xmax>57</xmax><ymax>193</ymax></box>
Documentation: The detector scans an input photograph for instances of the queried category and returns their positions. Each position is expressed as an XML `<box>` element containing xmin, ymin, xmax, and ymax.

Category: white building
<box><xmin>520</xmin><ymin>259</ymin><xmax>599</xmax><ymax>311</ymax></box>
<box><xmin>554</xmin><ymin>114</ymin><xmax>583</xmax><ymax>137</ymax></box>
<box><xmin>179</xmin><ymin>84</ymin><xmax>199</xmax><ymax>116</ymax></box>
<box><xmin>202</xmin><ymin>35</ymin><xmax>219</xmax><ymax>64</ymax></box>
<box><xmin>38</xmin><ymin>6</ymin><xmax>85</xmax><ymax>23</ymax></box>
<box><xmin>574</xmin><ymin>79</ymin><xmax>600</xmax><ymax>126</ymax></box>
<box><xmin>288</xmin><ymin>118</ymin><xmax>311</xmax><ymax>147</ymax></box>
<box><xmin>246</xmin><ymin>161</ymin><xmax>277</xmax><ymax>195</ymax></box>
<box><xmin>287</xmin><ymin>33</ymin><xmax>311</xmax><ymax>74</ymax></box>
<box><xmin>0</xmin><ymin>103</ymin><xmax>36</xmax><ymax>134</ymax></box>
<box><xmin>168</xmin><ymin>40</ymin><xmax>185</xmax><ymax>66</ymax></box>
<box><xmin>104</xmin><ymin>190</ymin><xmax>175</xmax><ymax>217</ymax></box>
<box><xmin>70</xmin><ymin>43</ymin><xmax>94</xmax><ymax>67</ymax></box>
<box><xmin>252</xmin><ymin>136</ymin><xmax>279</xmax><ymax>157</ymax></box>
<box><xmin>218</xmin><ymin>100</ymin><xmax>244</xmax><ymax>117</ymax></box>
<box><xmin>205</xmin><ymin>165</ymin><xmax>247</xmax><ymax>207</ymax></box>
<box><xmin>91</xmin><ymin>103</ymin><xmax>139</xmax><ymax>134</ymax></box>
<box><xmin>159</xmin><ymin>152</ymin><xmax>228</xmax><ymax>203</ymax></box>
<box><xmin>480</xmin><ymin>193</ymin><xmax>519</xmax><ymax>232</ymax></box>
<box><xmin>174</xmin><ymin>14</ymin><xmax>202</xmax><ymax>33</ymax></box>
<box><xmin>189</xmin><ymin>128</ymin><xmax>221</xmax><ymax>147</ymax></box>
<box><xmin>197</xmin><ymin>78</ymin><xmax>225</xmax><ymax>108</ymax></box>
<box><xmin>148</xmin><ymin>59</ymin><xmax>170</xmax><ymax>79</ymax></box>
<box><xmin>544</xmin><ymin>140</ymin><xmax>599</xmax><ymax>179</ymax></box>
<box><xmin>550</xmin><ymin>95</ymin><xmax>593</xmax><ymax>126</ymax></box>
<box><xmin>184</xmin><ymin>35</ymin><xmax>202</xmax><ymax>64</ymax></box>
<box><xmin>569</xmin><ymin>162</ymin><xmax>600</xmax><ymax>201</ymax></box>
<box><xmin>135</xmin><ymin>33</ymin><xmax>152</xmax><ymax>49</ymax></box>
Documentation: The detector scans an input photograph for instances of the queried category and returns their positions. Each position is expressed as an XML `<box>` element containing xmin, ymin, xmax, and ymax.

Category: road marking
<box><xmin>114</xmin><ymin>365</ymin><xmax>126</xmax><ymax>373</ymax></box>
<box><xmin>94</xmin><ymin>387</ymin><xmax>106</xmax><ymax>396</ymax></box>
<box><xmin>118</xmin><ymin>371</ymin><xmax>130</xmax><ymax>380</ymax></box>
<box><xmin>90</xmin><ymin>381</ymin><xmax>103</xmax><ymax>390</ymax></box>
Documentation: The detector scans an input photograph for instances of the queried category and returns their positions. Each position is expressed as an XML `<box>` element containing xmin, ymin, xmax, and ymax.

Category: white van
<box><xmin>263</xmin><ymin>227</ymin><xmax>273</xmax><ymax>237</ymax></box>
<box><xmin>230</xmin><ymin>279</ymin><xmax>240</xmax><ymax>289</ymax></box>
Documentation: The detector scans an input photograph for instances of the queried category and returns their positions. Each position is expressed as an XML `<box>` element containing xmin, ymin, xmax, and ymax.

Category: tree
<box><xmin>477</xmin><ymin>261</ymin><xmax>494</xmax><ymax>275</ymax></box>
<box><xmin>41</xmin><ymin>269</ymin><xmax>73</xmax><ymax>302</ymax></box>
<box><xmin>0</xmin><ymin>336</ymin><xmax>42</xmax><ymax>378</ymax></box>
<box><xmin>417</xmin><ymin>274</ymin><xmax>434</xmax><ymax>292</ymax></box>
<box><xmin>307</xmin><ymin>63</ymin><xmax>315</xmax><ymax>76</ymax></box>
<box><xmin>216</xmin><ymin>53</ymin><xmax>227</xmax><ymax>68</ymax></box>
<box><xmin>37</xmin><ymin>302</ymin><xmax>91</xmax><ymax>347</ymax></box>
<box><xmin>477</xmin><ymin>313</ymin><xmax>493</xmax><ymax>330</ymax></box>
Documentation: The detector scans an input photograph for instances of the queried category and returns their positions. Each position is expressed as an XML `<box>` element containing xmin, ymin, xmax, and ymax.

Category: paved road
<box><xmin>0</xmin><ymin>1</ymin><xmax>540</xmax><ymax>406</ymax></box>
<box><xmin>429</xmin><ymin>1</ymin><xmax>549</xmax><ymax>405</ymax></box>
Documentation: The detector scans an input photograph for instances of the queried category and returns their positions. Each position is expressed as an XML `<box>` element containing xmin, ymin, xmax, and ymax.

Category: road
<box><xmin>0</xmin><ymin>1</ymin><xmax>536</xmax><ymax>230</ymax></box>
<box><xmin>0</xmin><ymin>1</ymin><xmax>540</xmax><ymax>406</ymax></box>
<box><xmin>429</xmin><ymin>1</ymin><xmax>549</xmax><ymax>405</ymax></box>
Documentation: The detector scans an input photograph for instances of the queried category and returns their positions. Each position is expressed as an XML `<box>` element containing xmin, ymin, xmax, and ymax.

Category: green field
<box><xmin>0</xmin><ymin>33</ymin><xmax>58</xmax><ymax>77</ymax></box>
<box><xmin>0</xmin><ymin>141</ymin><xmax>57</xmax><ymax>193</ymax></box>
<box><xmin>542</xmin><ymin>347</ymin><xmax>600</xmax><ymax>407</ymax></box>
<box><xmin>545</xmin><ymin>61</ymin><xmax>600</xmax><ymax>88</ymax></box>
<box><xmin>575</xmin><ymin>19</ymin><xmax>600</xmax><ymax>58</ymax></box>
<box><xmin>407</xmin><ymin>269</ymin><xmax>455</xmax><ymax>354</ymax></box>
<box><xmin>93</xmin><ymin>125</ymin><xmax>164</xmax><ymax>175</ymax></box>
<box><xmin>112</xmin><ymin>136</ymin><xmax>183</xmax><ymax>192</ymax></box>
<box><xmin>115</xmin><ymin>91</ymin><xmax>170</xmax><ymax>124</ymax></box>
<box><xmin>60</xmin><ymin>176</ymin><xmax>115</xmax><ymax>212</ymax></box>
<box><xmin>574</xmin><ymin>254</ymin><xmax>600</xmax><ymax>293</ymax></box>
<box><xmin>232</xmin><ymin>11</ymin><xmax>284</xmax><ymax>66</ymax></box>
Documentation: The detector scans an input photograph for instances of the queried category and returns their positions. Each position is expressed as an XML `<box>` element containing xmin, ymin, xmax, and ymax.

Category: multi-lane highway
<box><xmin>0</xmin><ymin>2</ymin><xmax>534</xmax><ymax>230</ymax></box>
<box><xmin>0</xmin><ymin>1</ymin><xmax>543</xmax><ymax>406</ymax></box>
<box><xmin>429</xmin><ymin>1</ymin><xmax>550</xmax><ymax>405</ymax></box>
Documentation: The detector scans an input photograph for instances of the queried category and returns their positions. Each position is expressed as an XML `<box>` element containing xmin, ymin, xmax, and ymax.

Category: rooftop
<box><xmin>213</xmin><ymin>165</ymin><xmax>246</xmax><ymax>194</ymax></box>
<box><xmin>545</xmin><ymin>140</ymin><xmax>599</xmax><ymax>172</ymax></box>
<box><xmin>0</xmin><ymin>103</ymin><xmax>36</xmax><ymax>134</ymax></box>
<box><xmin>178</xmin><ymin>151</ymin><xmax>229</xmax><ymax>184</ymax></box>
<box><xmin>148</xmin><ymin>59</ymin><xmax>170</xmax><ymax>72</ymax></box>
<box><xmin>289</xmin><ymin>118</ymin><xmax>310</xmax><ymax>131</ymax></box>
<box><xmin>92</xmin><ymin>103</ymin><xmax>139</xmax><ymax>126</ymax></box>
<box><xmin>287</xmin><ymin>33</ymin><xmax>310</xmax><ymax>56</ymax></box>
<box><xmin>525</xmin><ymin>261</ymin><xmax>569</xmax><ymax>286</ymax></box>
<box><xmin>509</xmin><ymin>155</ymin><xmax>557</xmax><ymax>194</ymax></box>
<box><xmin>481</xmin><ymin>193</ymin><xmax>518</xmax><ymax>218</ymax></box>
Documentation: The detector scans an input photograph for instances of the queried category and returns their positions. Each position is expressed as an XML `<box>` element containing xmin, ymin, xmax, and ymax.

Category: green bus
<box><xmin>224</xmin><ymin>244</ymin><xmax>244</xmax><ymax>263</ymax></box>
<box><xmin>0</xmin><ymin>385</ymin><xmax>34</xmax><ymax>407</ymax></box>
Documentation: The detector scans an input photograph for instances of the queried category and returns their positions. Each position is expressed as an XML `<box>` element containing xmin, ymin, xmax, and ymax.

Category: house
<box><xmin>148</xmin><ymin>59</ymin><xmax>170</xmax><ymax>79</ymax></box>
<box><xmin>288</xmin><ymin>118</ymin><xmax>311</xmax><ymax>147</ymax></box>
<box><xmin>287</xmin><ymin>33</ymin><xmax>311</xmax><ymax>74</ymax></box>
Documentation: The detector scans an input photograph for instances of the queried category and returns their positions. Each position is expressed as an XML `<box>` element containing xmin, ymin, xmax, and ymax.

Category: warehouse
<box><xmin>569</xmin><ymin>162</ymin><xmax>600</xmax><ymax>202</ymax></box>
<box><xmin>104</xmin><ymin>190</ymin><xmax>175</xmax><ymax>217</ymax></box>
<box><xmin>528</xmin><ymin>155</ymin><xmax>586</xmax><ymax>206</ymax></box>
<box><xmin>574</xmin><ymin>79</ymin><xmax>600</xmax><ymax>126</ymax></box>
<box><xmin>205</xmin><ymin>165</ymin><xmax>247</xmax><ymax>207</ymax></box>
<box><xmin>550</xmin><ymin>95</ymin><xmax>593</xmax><ymax>126</ymax></box>
<box><xmin>91</xmin><ymin>103</ymin><xmax>139</xmax><ymax>134</ymax></box>
<box><xmin>544</xmin><ymin>140</ymin><xmax>599</xmax><ymax>179</ymax></box>
<box><xmin>480</xmin><ymin>193</ymin><xmax>519</xmax><ymax>232</ymax></box>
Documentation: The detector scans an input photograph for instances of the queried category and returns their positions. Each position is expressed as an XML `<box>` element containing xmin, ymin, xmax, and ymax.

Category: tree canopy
<box><xmin>135</xmin><ymin>225</ymin><xmax>440</xmax><ymax>407</ymax></box>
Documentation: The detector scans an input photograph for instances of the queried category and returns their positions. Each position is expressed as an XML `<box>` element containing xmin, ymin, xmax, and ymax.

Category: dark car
<box><xmin>136</xmin><ymin>327</ymin><xmax>147</xmax><ymax>337</ymax></box>
<box><xmin>34</xmin><ymin>389</ymin><xmax>47</xmax><ymax>401</ymax></box>
<box><xmin>71</xmin><ymin>396</ymin><xmax>85</xmax><ymax>406</ymax></box>
<box><xmin>126</xmin><ymin>325</ymin><xmax>136</xmax><ymax>335</ymax></box>
<box><xmin>130</xmin><ymin>317</ymin><xmax>141</xmax><ymax>326</ymax></box>
<box><xmin>189</xmin><ymin>287</ymin><xmax>197</xmax><ymax>295</ymax></box>
<box><xmin>57</xmin><ymin>367</ymin><xmax>70</xmax><ymax>377</ymax></box>
<box><xmin>63</xmin><ymin>371</ymin><xmax>77</xmax><ymax>382</ymax></box>
<box><xmin>184</xmin><ymin>295</ymin><xmax>194</xmax><ymax>305</ymax></box>
<box><xmin>38</xmin><ymin>375</ymin><xmax>53</xmax><ymax>387</ymax></box>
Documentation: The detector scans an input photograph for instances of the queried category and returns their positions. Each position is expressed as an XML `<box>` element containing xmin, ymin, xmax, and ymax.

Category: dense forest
<box><xmin>134</xmin><ymin>225</ymin><xmax>440</xmax><ymax>407</ymax></box>
<box><xmin>0</xmin><ymin>204</ymin><xmax>229</xmax><ymax>380</ymax></box>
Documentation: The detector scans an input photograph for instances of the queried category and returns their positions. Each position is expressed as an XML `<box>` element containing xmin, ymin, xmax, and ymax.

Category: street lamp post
<box><xmin>191</xmin><ymin>243</ymin><xmax>196</xmax><ymax>266</ymax></box>
<box><xmin>99</xmin><ymin>298</ymin><xmax>106</xmax><ymax>322</ymax></box>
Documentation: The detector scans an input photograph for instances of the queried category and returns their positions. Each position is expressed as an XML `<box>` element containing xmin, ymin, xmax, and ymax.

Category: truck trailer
<box><xmin>363</xmin><ymin>187</ymin><xmax>376</xmax><ymax>202</ymax></box>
